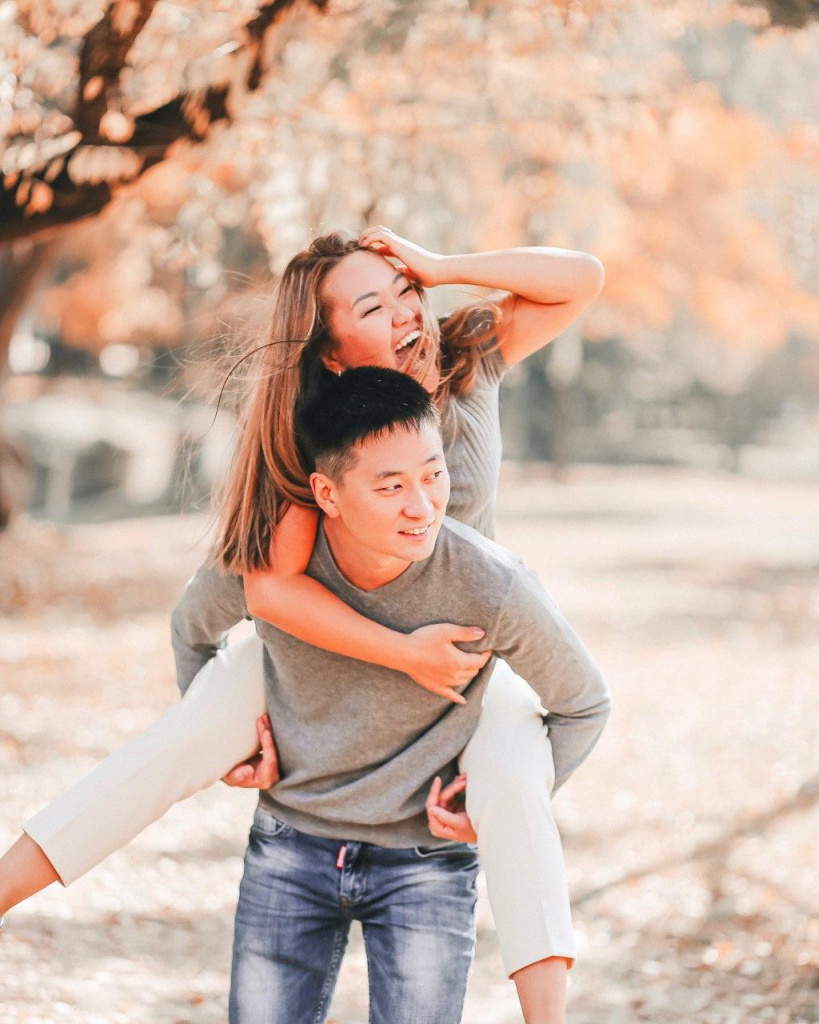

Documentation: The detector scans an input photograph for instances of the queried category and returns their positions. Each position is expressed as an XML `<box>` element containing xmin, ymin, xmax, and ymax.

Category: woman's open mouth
<box><xmin>394</xmin><ymin>330</ymin><xmax>422</xmax><ymax>367</ymax></box>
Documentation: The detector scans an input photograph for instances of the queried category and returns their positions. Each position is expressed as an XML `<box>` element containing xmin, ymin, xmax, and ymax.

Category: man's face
<box><xmin>313</xmin><ymin>420</ymin><xmax>450</xmax><ymax>570</ymax></box>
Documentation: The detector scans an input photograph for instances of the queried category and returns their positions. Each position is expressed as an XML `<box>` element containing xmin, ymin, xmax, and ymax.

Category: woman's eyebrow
<box><xmin>352</xmin><ymin>291</ymin><xmax>377</xmax><ymax>309</ymax></box>
<box><xmin>352</xmin><ymin>273</ymin><xmax>408</xmax><ymax>309</ymax></box>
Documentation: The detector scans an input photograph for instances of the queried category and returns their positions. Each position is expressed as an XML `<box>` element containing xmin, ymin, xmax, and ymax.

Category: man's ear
<box><xmin>310</xmin><ymin>471</ymin><xmax>341</xmax><ymax>518</ymax></box>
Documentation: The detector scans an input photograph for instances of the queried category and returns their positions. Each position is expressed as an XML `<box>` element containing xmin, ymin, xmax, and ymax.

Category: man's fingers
<box><xmin>438</xmin><ymin>777</ymin><xmax>467</xmax><ymax>806</ymax></box>
<box><xmin>428</xmin><ymin>805</ymin><xmax>476</xmax><ymax>843</ymax></box>
<box><xmin>260</xmin><ymin>723</ymin><xmax>278</xmax><ymax>764</ymax></box>
<box><xmin>442</xmin><ymin>688</ymin><xmax>467</xmax><ymax>705</ymax></box>
<box><xmin>428</xmin><ymin>805</ymin><xmax>465</xmax><ymax>828</ymax></box>
<box><xmin>426</xmin><ymin>805</ymin><xmax>456</xmax><ymax>836</ymax></box>
<box><xmin>428</xmin><ymin>819</ymin><xmax>455</xmax><ymax>839</ymax></box>
<box><xmin>222</xmin><ymin>763</ymin><xmax>255</xmax><ymax>787</ymax></box>
<box><xmin>425</xmin><ymin>776</ymin><xmax>442</xmax><ymax>813</ymax></box>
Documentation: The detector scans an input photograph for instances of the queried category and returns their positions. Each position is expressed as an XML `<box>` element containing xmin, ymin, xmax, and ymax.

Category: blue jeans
<box><xmin>229</xmin><ymin>807</ymin><xmax>480</xmax><ymax>1024</ymax></box>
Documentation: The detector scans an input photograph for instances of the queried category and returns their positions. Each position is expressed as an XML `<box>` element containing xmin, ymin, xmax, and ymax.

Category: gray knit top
<box><xmin>439</xmin><ymin>345</ymin><xmax>507</xmax><ymax>538</ymax></box>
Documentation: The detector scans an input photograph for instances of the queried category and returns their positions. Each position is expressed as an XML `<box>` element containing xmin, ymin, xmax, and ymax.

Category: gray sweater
<box><xmin>171</xmin><ymin>517</ymin><xmax>611</xmax><ymax>848</ymax></box>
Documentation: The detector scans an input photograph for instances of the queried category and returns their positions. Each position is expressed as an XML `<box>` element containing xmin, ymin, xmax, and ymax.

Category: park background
<box><xmin>1</xmin><ymin>1</ymin><xmax>818</xmax><ymax>1022</ymax></box>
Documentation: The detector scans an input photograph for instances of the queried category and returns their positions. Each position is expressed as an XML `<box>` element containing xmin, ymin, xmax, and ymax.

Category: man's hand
<box><xmin>425</xmin><ymin>774</ymin><xmax>477</xmax><ymax>843</ymax></box>
<box><xmin>221</xmin><ymin>714</ymin><xmax>280</xmax><ymax>789</ymax></box>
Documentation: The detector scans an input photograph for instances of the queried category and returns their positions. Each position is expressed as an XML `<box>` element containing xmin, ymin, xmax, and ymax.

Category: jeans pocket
<box><xmin>250</xmin><ymin>807</ymin><xmax>291</xmax><ymax>840</ymax></box>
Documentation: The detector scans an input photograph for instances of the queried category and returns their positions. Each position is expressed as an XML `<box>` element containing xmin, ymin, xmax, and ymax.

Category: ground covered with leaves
<box><xmin>1</xmin><ymin>467</ymin><xmax>817</xmax><ymax>1024</ymax></box>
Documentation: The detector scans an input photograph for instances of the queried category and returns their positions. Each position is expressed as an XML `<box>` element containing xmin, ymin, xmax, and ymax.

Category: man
<box><xmin>171</xmin><ymin>367</ymin><xmax>610</xmax><ymax>1024</ymax></box>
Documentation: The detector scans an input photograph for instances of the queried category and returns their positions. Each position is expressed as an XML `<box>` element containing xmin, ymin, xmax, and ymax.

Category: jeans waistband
<box><xmin>251</xmin><ymin>805</ymin><xmax>478</xmax><ymax>861</ymax></box>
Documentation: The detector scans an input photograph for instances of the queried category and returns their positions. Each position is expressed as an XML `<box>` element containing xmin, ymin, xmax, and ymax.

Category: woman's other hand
<box><xmin>358</xmin><ymin>226</ymin><xmax>444</xmax><ymax>288</ymax></box>
<box><xmin>221</xmin><ymin>714</ymin><xmax>280</xmax><ymax>789</ymax></box>
<box><xmin>399</xmin><ymin>623</ymin><xmax>492</xmax><ymax>704</ymax></box>
<box><xmin>425</xmin><ymin>775</ymin><xmax>477</xmax><ymax>843</ymax></box>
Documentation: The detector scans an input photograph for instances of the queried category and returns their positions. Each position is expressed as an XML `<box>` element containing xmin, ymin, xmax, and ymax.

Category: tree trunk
<box><xmin>0</xmin><ymin>242</ymin><xmax>57</xmax><ymax>530</ymax></box>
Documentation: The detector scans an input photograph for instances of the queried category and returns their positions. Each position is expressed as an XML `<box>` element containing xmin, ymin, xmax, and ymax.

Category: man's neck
<box><xmin>322</xmin><ymin>518</ymin><xmax>412</xmax><ymax>591</ymax></box>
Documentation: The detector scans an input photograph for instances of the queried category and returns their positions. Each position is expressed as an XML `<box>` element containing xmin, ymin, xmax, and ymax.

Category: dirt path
<box><xmin>1</xmin><ymin>467</ymin><xmax>817</xmax><ymax>1023</ymax></box>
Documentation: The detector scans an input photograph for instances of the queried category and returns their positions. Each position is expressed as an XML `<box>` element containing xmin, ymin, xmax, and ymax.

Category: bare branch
<box><xmin>76</xmin><ymin>0</ymin><xmax>160</xmax><ymax>141</ymax></box>
<box><xmin>1</xmin><ymin>0</ymin><xmax>330</xmax><ymax>245</ymax></box>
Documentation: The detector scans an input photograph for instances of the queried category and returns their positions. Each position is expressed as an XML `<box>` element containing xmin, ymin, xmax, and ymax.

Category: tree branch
<box><xmin>744</xmin><ymin>0</ymin><xmax>819</xmax><ymax>29</ymax></box>
<box><xmin>0</xmin><ymin>87</ymin><xmax>231</xmax><ymax>245</ymax></box>
<box><xmin>1</xmin><ymin>0</ymin><xmax>328</xmax><ymax>245</ymax></box>
<box><xmin>76</xmin><ymin>0</ymin><xmax>159</xmax><ymax>141</ymax></box>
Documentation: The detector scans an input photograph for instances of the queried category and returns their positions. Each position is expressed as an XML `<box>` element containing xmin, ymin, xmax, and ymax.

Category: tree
<box><xmin>0</xmin><ymin>0</ymin><xmax>328</xmax><ymax>524</ymax></box>
<box><xmin>0</xmin><ymin>0</ymin><xmax>328</xmax><ymax>244</ymax></box>
<box><xmin>1</xmin><ymin>0</ymin><xmax>818</xmax><ymax>525</ymax></box>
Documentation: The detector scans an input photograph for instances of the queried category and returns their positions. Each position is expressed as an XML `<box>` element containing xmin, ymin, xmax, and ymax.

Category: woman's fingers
<box><xmin>359</xmin><ymin>224</ymin><xmax>393</xmax><ymax>244</ymax></box>
<box><xmin>444</xmin><ymin>625</ymin><xmax>486</xmax><ymax>644</ymax></box>
<box><xmin>455</xmin><ymin>650</ymin><xmax>492</xmax><ymax>676</ymax></box>
<box><xmin>359</xmin><ymin>227</ymin><xmax>415</xmax><ymax>269</ymax></box>
<box><xmin>358</xmin><ymin>227</ymin><xmax>394</xmax><ymax>253</ymax></box>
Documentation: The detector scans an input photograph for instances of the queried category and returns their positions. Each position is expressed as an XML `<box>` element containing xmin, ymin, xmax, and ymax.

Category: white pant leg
<box><xmin>23</xmin><ymin>634</ymin><xmax>266</xmax><ymax>886</ymax></box>
<box><xmin>459</xmin><ymin>660</ymin><xmax>576</xmax><ymax>977</ymax></box>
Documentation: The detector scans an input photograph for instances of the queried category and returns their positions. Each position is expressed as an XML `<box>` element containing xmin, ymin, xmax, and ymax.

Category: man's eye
<box><xmin>362</xmin><ymin>305</ymin><xmax>381</xmax><ymax>317</ymax></box>
<box><xmin>378</xmin><ymin>484</ymin><xmax>401</xmax><ymax>493</ymax></box>
<box><xmin>427</xmin><ymin>470</ymin><xmax>444</xmax><ymax>482</ymax></box>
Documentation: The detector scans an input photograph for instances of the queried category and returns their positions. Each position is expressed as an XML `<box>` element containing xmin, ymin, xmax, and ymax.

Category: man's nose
<box><xmin>403</xmin><ymin>486</ymin><xmax>434</xmax><ymax>519</ymax></box>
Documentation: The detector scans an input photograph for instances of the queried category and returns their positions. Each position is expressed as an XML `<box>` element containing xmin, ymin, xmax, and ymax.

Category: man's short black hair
<box><xmin>297</xmin><ymin>366</ymin><xmax>440</xmax><ymax>480</ymax></box>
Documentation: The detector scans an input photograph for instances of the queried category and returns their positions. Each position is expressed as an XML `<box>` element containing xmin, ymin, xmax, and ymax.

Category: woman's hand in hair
<box><xmin>358</xmin><ymin>226</ymin><xmax>445</xmax><ymax>288</ymax></box>
<box><xmin>398</xmin><ymin>623</ymin><xmax>492</xmax><ymax>704</ymax></box>
<box><xmin>221</xmin><ymin>714</ymin><xmax>280</xmax><ymax>789</ymax></box>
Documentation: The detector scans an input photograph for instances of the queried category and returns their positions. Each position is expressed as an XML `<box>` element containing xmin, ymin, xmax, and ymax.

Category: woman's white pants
<box><xmin>23</xmin><ymin>635</ymin><xmax>575</xmax><ymax>976</ymax></box>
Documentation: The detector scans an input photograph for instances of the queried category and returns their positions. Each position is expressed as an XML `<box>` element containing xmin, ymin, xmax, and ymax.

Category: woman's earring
<box><xmin>337</xmin><ymin>369</ymin><xmax>342</xmax><ymax>376</ymax></box>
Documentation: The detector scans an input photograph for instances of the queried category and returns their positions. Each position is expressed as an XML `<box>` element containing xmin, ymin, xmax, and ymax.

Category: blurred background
<box><xmin>1</xmin><ymin>2</ymin><xmax>817</xmax><ymax>1023</ymax></box>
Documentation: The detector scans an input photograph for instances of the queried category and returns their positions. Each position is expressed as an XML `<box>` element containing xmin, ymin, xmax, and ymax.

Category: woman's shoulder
<box><xmin>475</xmin><ymin>342</ymin><xmax>508</xmax><ymax>388</ymax></box>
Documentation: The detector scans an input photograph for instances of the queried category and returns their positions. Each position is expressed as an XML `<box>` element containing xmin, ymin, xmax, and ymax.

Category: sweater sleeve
<box><xmin>488</xmin><ymin>568</ymin><xmax>611</xmax><ymax>793</ymax></box>
<box><xmin>170</xmin><ymin>563</ymin><xmax>249</xmax><ymax>696</ymax></box>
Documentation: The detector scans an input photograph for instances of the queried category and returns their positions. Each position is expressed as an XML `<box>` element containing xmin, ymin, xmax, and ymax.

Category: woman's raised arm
<box><xmin>358</xmin><ymin>227</ymin><xmax>605</xmax><ymax>367</ymax></box>
<box><xmin>243</xmin><ymin>504</ymin><xmax>491</xmax><ymax>704</ymax></box>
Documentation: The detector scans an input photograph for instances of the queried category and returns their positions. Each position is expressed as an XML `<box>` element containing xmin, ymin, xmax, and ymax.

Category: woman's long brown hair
<box><xmin>213</xmin><ymin>231</ymin><xmax>500</xmax><ymax>574</ymax></box>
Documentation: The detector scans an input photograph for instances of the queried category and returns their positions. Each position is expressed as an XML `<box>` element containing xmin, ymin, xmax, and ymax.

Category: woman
<box><xmin>0</xmin><ymin>228</ymin><xmax>606</xmax><ymax>1024</ymax></box>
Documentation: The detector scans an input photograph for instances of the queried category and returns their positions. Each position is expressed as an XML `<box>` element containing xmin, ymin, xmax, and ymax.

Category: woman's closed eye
<box><xmin>361</xmin><ymin>285</ymin><xmax>414</xmax><ymax>318</ymax></box>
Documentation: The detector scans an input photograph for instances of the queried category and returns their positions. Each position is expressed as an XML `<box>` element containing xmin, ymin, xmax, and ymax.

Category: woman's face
<box><xmin>321</xmin><ymin>250</ymin><xmax>438</xmax><ymax>391</ymax></box>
